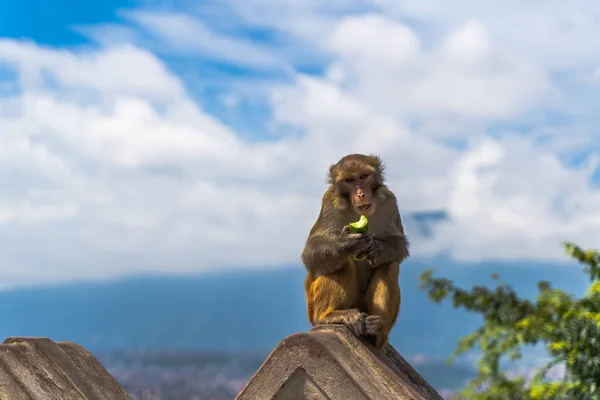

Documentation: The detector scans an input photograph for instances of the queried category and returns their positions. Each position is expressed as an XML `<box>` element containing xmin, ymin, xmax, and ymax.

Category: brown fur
<box><xmin>301</xmin><ymin>154</ymin><xmax>409</xmax><ymax>347</ymax></box>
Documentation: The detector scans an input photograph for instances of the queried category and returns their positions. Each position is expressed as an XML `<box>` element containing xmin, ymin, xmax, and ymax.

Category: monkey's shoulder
<box><xmin>375</xmin><ymin>184</ymin><xmax>398</xmax><ymax>201</ymax></box>
<box><xmin>365</xmin><ymin>212</ymin><xmax>394</xmax><ymax>235</ymax></box>
<box><xmin>371</xmin><ymin>199</ymin><xmax>403</xmax><ymax>235</ymax></box>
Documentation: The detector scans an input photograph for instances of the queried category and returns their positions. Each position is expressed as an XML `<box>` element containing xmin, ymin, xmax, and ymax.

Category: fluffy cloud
<box><xmin>325</xmin><ymin>16</ymin><xmax>551</xmax><ymax>120</ymax></box>
<box><xmin>121</xmin><ymin>11</ymin><xmax>283</xmax><ymax>69</ymax></box>
<box><xmin>0</xmin><ymin>2</ymin><xmax>599</xmax><ymax>287</ymax></box>
<box><xmin>377</xmin><ymin>0</ymin><xmax>600</xmax><ymax>69</ymax></box>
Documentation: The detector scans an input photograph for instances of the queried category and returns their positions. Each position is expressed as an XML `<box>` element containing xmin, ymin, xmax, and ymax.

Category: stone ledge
<box><xmin>0</xmin><ymin>337</ymin><xmax>132</xmax><ymax>400</ymax></box>
<box><xmin>236</xmin><ymin>324</ymin><xmax>444</xmax><ymax>400</ymax></box>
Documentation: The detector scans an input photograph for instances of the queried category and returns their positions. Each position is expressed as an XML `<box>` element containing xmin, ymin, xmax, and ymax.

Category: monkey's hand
<box><xmin>364</xmin><ymin>315</ymin><xmax>387</xmax><ymax>347</ymax></box>
<box><xmin>356</xmin><ymin>237</ymin><xmax>383</xmax><ymax>267</ymax></box>
<box><xmin>344</xmin><ymin>310</ymin><xmax>368</xmax><ymax>338</ymax></box>
<box><xmin>339</xmin><ymin>226</ymin><xmax>373</xmax><ymax>254</ymax></box>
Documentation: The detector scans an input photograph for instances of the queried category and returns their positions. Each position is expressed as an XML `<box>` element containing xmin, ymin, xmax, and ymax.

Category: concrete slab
<box><xmin>236</xmin><ymin>325</ymin><xmax>444</xmax><ymax>400</ymax></box>
<box><xmin>0</xmin><ymin>337</ymin><xmax>132</xmax><ymax>400</ymax></box>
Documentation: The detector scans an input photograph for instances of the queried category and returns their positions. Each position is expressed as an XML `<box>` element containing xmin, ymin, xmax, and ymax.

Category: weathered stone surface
<box><xmin>0</xmin><ymin>337</ymin><xmax>132</xmax><ymax>400</ymax></box>
<box><xmin>236</xmin><ymin>325</ymin><xmax>444</xmax><ymax>400</ymax></box>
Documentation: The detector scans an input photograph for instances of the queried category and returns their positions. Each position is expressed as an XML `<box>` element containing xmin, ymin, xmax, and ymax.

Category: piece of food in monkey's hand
<box><xmin>349</xmin><ymin>215</ymin><xmax>369</xmax><ymax>260</ymax></box>
<box><xmin>348</xmin><ymin>215</ymin><xmax>369</xmax><ymax>233</ymax></box>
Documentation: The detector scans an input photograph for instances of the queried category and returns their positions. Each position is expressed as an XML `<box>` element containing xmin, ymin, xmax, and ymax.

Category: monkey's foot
<box><xmin>364</xmin><ymin>315</ymin><xmax>387</xmax><ymax>348</ymax></box>
<box><xmin>343</xmin><ymin>310</ymin><xmax>368</xmax><ymax>338</ymax></box>
<box><xmin>316</xmin><ymin>309</ymin><xmax>368</xmax><ymax>338</ymax></box>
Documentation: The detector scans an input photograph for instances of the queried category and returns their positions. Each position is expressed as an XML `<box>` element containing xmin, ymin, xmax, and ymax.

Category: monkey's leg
<box><xmin>364</xmin><ymin>262</ymin><xmax>401</xmax><ymax>347</ymax></box>
<box><xmin>304</xmin><ymin>265</ymin><xmax>366</xmax><ymax>338</ymax></box>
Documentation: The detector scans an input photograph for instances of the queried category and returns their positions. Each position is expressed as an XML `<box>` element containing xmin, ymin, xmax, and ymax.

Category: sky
<box><xmin>0</xmin><ymin>0</ymin><xmax>600</xmax><ymax>288</ymax></box>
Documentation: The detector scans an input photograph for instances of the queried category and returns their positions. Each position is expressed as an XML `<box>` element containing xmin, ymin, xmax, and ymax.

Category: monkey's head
<box><xmin>328</xmin><ymin>154</ymin><xmax>385</xmax><ymax>216</ymax></box>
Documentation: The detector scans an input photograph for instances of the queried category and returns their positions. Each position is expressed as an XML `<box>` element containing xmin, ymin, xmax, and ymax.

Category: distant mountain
<box><xmin>95</xmin><ymin>348</ymin><xmax>475</xmax><ymax>397</ymax></box>
<box><xmin>0</xmin><ymin>258</ymin><xmax>588</xmax><ymax>360</ymax></box>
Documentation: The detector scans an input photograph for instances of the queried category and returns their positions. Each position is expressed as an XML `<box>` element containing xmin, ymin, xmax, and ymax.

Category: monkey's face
<box><xmin>339</xmin><ymin>173</ymin><xmax>376</xmax><ymax>216</ymax></box>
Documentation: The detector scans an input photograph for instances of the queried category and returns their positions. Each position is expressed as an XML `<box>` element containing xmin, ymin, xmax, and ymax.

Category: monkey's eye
<box><xmin>359</xmin><ymin>174</ymin><xmax>369</xmax><ymax>180</ymax></box>
<box><xmin>345</xmin><ymin>178</ymin><xmax>354</xmax><ymax>183</ymax></box>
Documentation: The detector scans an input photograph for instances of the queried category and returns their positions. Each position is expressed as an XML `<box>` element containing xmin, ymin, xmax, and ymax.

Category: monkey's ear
<box><xmin>327</xmin><ymin>163</ymin><xmax>340</xmax><ymax>185</ymax></box>
<box><xmin>368</xmin><ymin>154</ymin><xmax>385</xmax><ymax>180</ymax></box>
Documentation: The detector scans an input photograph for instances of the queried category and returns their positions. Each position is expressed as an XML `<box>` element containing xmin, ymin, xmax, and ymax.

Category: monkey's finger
<box><xmin>356</xmin><ymin>251</ymin><xmax>368</xmax><ymax>259</ymax></box>
<box><xmin>365</xmin><ymin>315</ymin><xmax>384</xmax><ymax>335</ymax></box>
<box><xmin>360</xmin><ymin>237</ymin><xmax>374</xmax><ymax>248</ymax></box>
<box><xmin>367</xmin><ymin>240</ymin><xmax>382</xmax><ymax>254</ymax></box>
<box><xmin>348</xmin><ymin>234</ymin><xmax>371</xmax><ymax>246</ymax></box>
<box><xmin>349</xmin><ymin>233</ymin><xmax>371</xmax><ymax>242</ymax></box>
<box><xmin>347</xmin><ymin>233</ymin><xmax>367</xmax><ymax>238</ymax></box>
<box><xmin>353</xmin><ymin>240</ymin><xmax>372</xmax><ymax>251</ymax></box>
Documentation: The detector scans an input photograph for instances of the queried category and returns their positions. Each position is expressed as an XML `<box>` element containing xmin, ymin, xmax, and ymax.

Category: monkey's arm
<box><xmin>360</xmin><ymin>205</ymin><xmax>409</xmax><ymax>266</ymax></box>
<box><xmin>371</xmin><ymin>233</ymin><xmax>409</xmax><ymax>265</ymax></box>
<box><xmin>301</xmin><ymin>232</ymin><xmax>349</xmax><ymax>276</ymax></box>
<box><xmin>374</xmin><ymin>208</ymin><xmax>409</xmax><ymax>265</ymax></box>
<box><xmin>302</xmin><ymin>221</ymin><xmax>371</xmax><ymax>276</ymax></box>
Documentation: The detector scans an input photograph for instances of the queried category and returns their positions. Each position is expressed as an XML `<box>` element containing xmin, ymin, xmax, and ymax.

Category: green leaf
<box><xmin>420</xmin><ymin>242</ymin><xmax>600</xmax><ymax>400</ymax></box>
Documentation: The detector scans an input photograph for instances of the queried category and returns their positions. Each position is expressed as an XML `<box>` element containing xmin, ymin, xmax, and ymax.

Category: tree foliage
<box><xmin>419</xmin><ymin>242</ymin><xmax>600</xmax><ymax>400</ymax></box>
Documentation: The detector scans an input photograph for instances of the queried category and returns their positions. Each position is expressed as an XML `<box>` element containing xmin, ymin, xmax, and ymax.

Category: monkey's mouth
<box><xmin>358</xmin><ymin>204</ymin><xmax>372</xmax><ymax>212</ymax></box>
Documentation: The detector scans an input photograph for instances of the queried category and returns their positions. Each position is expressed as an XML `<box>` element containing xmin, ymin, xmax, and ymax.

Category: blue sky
<box><xmin>0</xmin><ymin>0</ymin><xmax>599</xmax><ymax>289</ymax></box>
<box><xmin>1</xmin><ymin>0</ymin><xmax>138</xmax><ymax>45</ymax></box>
<box><xmin>0</xmin><ymin>0</ymin><xmax>287</xmax><ymax>138</ymax></box>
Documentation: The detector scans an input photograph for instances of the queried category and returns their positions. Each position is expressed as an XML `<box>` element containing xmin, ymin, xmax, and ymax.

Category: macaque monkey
<box><xmin>301</xmin><ymin>154</ymin><xmax>409</xmax><ymax>347</ymax></box>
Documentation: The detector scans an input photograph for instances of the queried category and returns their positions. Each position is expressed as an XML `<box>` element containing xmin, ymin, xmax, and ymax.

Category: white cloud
<box><xmin>423</xmin><ymin>135</ymin><xmax>600</xmax><ymax>261</ymax></box>
<box><xmin>324</xmin><ymin>15</ymin><xmax>552</xmax><ymax>121</ymax></box>
<box><xmin>72</xmin><ymin>23</ymin><xmax>140</xmax><ymax>47</ymax></box>
<box><xmin>0</xmin><ymin>2</ymin><xmax>600</xmax><ymax>287</ymax></box>
<box><xmin>121</xmin><ymin>11</ymin><xmax>283</xmax><ymax>69</ymax></box>
<box><xmin>327</xmin><ymin>13</ymin><xmax>420</xmax><ymax>64</ymax></box>
<box><xmin>0</xmin><ymin>40</ymin><xmax>183</xmax><ymax>99</ymax></box>
<box><xmin>376</xmin><ymin>0</ymin><xmax>600</xmax><ymax>69</ymax></box>
<box><xmin>0</xmin><ymin>41</ymin><xmax>317</xmax><ymax>287</ymax></box>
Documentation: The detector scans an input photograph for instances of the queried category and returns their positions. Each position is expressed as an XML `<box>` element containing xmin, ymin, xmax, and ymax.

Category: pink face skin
<box><xmin>340</xmin><ymin>173</ymin><xmax>376</xmax><ymax>216</ymax></box>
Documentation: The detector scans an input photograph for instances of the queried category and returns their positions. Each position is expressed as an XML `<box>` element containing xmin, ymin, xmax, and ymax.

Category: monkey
<box><xmin>300</xmin><ymin>154</ymin><xmax>409</xmax><ymax>348</ymax></box>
